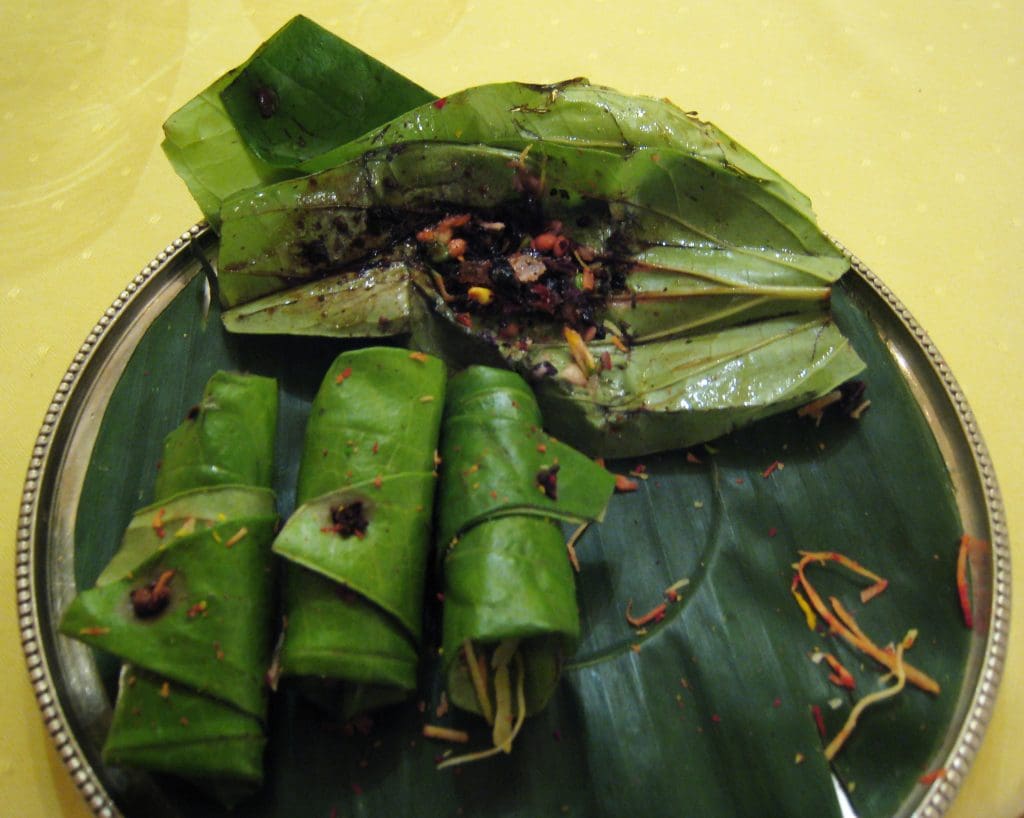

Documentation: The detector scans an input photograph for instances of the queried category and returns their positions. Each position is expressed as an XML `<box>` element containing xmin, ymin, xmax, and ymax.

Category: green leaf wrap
<box><xmin>272</xmin><ymin>346</ymin><xmax>446</xmax><ymax>718</ymax></box>
<box><xmin>59</xmin><ymin>372</ymin><xmax>278</xmax><ymax>805</ymax></box>
<box><xmin>161</xmin><ymin>15</ymin><xmax>432</xmax><ymax>228</ymax></box>
<box><xmin>437</xmin><ymin>366</ymin><xmax>615</xmax><ymax>716</ymax></box>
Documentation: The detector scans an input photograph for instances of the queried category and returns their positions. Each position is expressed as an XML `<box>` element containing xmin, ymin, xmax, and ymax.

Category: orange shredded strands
<box><xmin>860</xmin><ymin>578</ymin><xmax>889</xmax><ymax>603</ymax></box>
<box><xmin>409</xmin><ymin>351</ymin><xmax>429</xmax><ymax>363</ymax></box>
<box><xmin>423</xmin><ymin>724</ymin><xmax>470</xmax><ymax>744</ymax></box>
<box><xmin>224</xmin><ymin>527</ymin><xmax>248</xmax><ymax>549</ymax></box>
<box><xmin>566</xmin><ymin>522</ymin><xmax>589</xmax><ymax>573</ymax></box>
<box><xmin>824</xmin><ymin>645</ymin><xmax>907</xmax><ymax>761</ymax></box>
<box><xmin>78</xmin><ymin>626</ymin><xmax>110</xmax><ymax>636</ymax></box>
<box><xmin>614</xmin><ymin>474</ymin><xmax>639</xmax><ymax>493</ymax></box>
<box><xmin>822</xmin><ymin>653</ymin><xmax>856</xmax><ymax>690</ymax></box>
<box><xmin>919</xmin><ymin>767</ymin><xmax>947</xmax><ymax>785</ymax></box>
<box><xmin>956</xmin><ymin>533</ymin><xmax>981</xmax><ymax>629</ymax></box>
<box><xmin>151</xmin><ymin>507</ymin><xmax>167</xmax><ymax>538</ymax></box>
<box><xmin>610</xmin><ymin>334</ymin><xmax>629</xmax><ymax>353</ymax></box>
<box><xmin>762</xmin><ymin>460</ymin><xmax>784</xmax><ymax>478</ymax></box>
<box><xmin>334</xmin><ymin>367</ymin><xmax>353</xmax><ymax>384</ymax></box>
<box><xmin>626</xmin><ymin>600</ymin><xmax>668</xmax><ymax>628</ymax></box>
<box><xmin>793</xmin><ymin>552</ymin><xmax>939</xmax><ymax>695</ymax></box>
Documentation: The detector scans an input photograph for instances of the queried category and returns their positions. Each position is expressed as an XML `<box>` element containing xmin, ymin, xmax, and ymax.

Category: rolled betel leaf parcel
<box><xmin>59</xmin><ymin>371</ymin><xmax>279</xmax><ymax>807</ymax></box>
<box><xmin>271</xmin><ymin>346</ymin><xmax>447</xmax><ymax>720</ymax></box>
<box><xmin>435</xmin><ymin>366</ymin><xmax>616</xmax><ymax>766</ymax></box>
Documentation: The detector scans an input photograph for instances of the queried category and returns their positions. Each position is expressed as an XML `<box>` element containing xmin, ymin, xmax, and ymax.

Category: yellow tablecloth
<box><xmin>2</xmin><ymin>2</ymin><xmax>1021</xmax><ymax>815</ymax></box>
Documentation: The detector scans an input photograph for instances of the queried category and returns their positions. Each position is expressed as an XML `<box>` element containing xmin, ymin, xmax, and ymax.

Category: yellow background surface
<box><xmin>2</xmin><ymin>1</ymin><xmax>1021</xmax><ymax>815</ymax></box>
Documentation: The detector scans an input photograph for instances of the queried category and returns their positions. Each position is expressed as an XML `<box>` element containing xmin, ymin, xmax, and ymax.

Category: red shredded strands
<box><xmin>335</xmin><ymin>367</ymin><xmax>353</xmax><ymax>384</ymax></box>
<box><xmin>433</xmin><ymin>97</ymin><xmax>448</xmax><ymax>109</ymax></box>
<box><xmin>811</xmin><ymin>704</ymin><xmax>826</xmax><ymax>738</ymax></box>
<box><xmin>956</xmin><ymin>533</ymin><xmax>981</xmax><ymax>629</ymax></box>
<box><xmin>79</xmin><ymin>626</ymin><xmax>110</xmax><ymax>636</ymax></box>
<box><xmin>822</xmin><ymin>653</ymin><xmax>856</xmax><ymax>690</ymax></box>
<box><xmin>761</xmin><ymin>460</ymin><xmax>784</xmax><ymax>478</ymax></box>
<box><xmin>625</xmin><ymin>599</ymin><xmax>668</xmax><ymax>628</ymax></box>
<box><xmin>919</xmin><ymin>767</ymin><xmax>947</xmax><ymax>785</ymax></box>
<box><xmin>793</xmin><ymin>551</ymin><xmax>939</xmax><ymax>695</ymax></box>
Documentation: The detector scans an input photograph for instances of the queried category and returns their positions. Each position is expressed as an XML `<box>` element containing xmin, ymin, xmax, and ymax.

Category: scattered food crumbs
<box><xmin>772</xmin><ymin>697</ymin><xmax>782</xmax><ymax>708</ymax></box>
<box><xmin>693</xmin><ymin>500</ymin><xmax>704</xmax><ymax>509</ymax></box>
<box><xmin>537</xmin><ymin>442</ymin><xmax>547</xmax><ymax>453</ymax></box>
<box><xmin>767</xmin><ymin>526</ymin><xmax>778</xmax><ymax>538</ymax></box>
<box><xmin>373</xmin><ymin>475</ymin><xmax>384</xmax><ymax>489</ymax></box>
<box><xmin>685</xmin><ymin>451</ymin><xmax>703</xmax><ymax>465</ymax></box>
<box><xmin>419</xmin><ymin>394</ymin><xmax>435</xmax><ymax>403</ymax></box>
<box><xmin>435</xmin><ymin>692</ymin><xmax>449</xmax><ymax>718</ymax></box>
<box><xmin>409</xmin><ymin>351</ymin><xmax>428</xmax><ymax>362</ymax></box>
<box><xmin>828</xmin><ymin>698</ymin><xmax>843</xmax><ymax>710</ymax></box>
<box><xmin>630</xmin><ymin>643</ymin><xmax>642</xmax><ymax>653</ymax></box>
<box><xmin>160</xmin><ymin>681</ymin><xmax>171</xmax><ymax>699</ymax></box>
<box><xmin>794</xmin><ymin>752</ymin><xmax>805</xmax><ymax>764</ymax></box>
<box><xmin>180</xmin><ymin>717</ymin><xmax>189</xmax><ymax>727</ymax></box>
<box><xmin>918</xmin><ymin>768</ymin><xmax>946</xmax><ymax>785</ymax></box>
<box><xmin>711</xmin><ymin>714</ymin><xmax>721</xmax><ymax>723</ymax></box>
<box><xmin>734</xmin><ymin>477</ymin><xmax>744</xmax><ymax>485</ymax></box>
<box><xmin>351</xmin><ymin>782</ymin><xmax>363</xmax><ymax>796</ymax></box>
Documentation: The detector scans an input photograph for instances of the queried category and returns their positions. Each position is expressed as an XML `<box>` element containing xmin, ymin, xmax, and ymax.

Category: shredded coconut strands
<box><xmin>463</xmin><ymin>640</ymin><xmax>494</xmax><ymax>725</ymax></box>
<box><xmin>824</xmin><ymin>646</ymin><xmax>907</xmax><ymax>761</ymax></box>
<box><xmin>437</xmin><ymin>651</ymin><xmax>527</xmax><ymax>770</ymax></box>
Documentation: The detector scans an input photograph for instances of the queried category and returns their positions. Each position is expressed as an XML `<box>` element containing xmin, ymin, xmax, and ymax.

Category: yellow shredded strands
<box><xmin>491</xmin><ymin>637</ymin><xmax>520</xmax><ymax>671</ymax></box>
<box><xmin>824</xmin><ymin>646</ymin><xmax>907</xmax><ymax>761</ymax></box>
<box><xmin>175</xmin><ymin>517</ymin><xmax>197</xmax><ymax>537</ymax></box>
<box><xmin>463</xmin><ymin>640</ymin><xmax>493</xmax><ymax>725</ymax></box>
<box><xmin>422</xmin><ymin>724</ymin><xmax>470</xmax><ymax>744</ymax></box>
<box><xmin>491</xmin><ymin>663</ymin><xmax>514</xmax><ymax>752</ymax></box>
<box><xmin>664</xmin><ymin>577</ymin><xmax>690</xmax><ymax>597</ymax></box>
<box><xmin>791</xmin><ymin>587</ymin><xmax>818</xmax><ymax>631</ymax></box>
<box><xmin>563</xmin><ymin>325</ymin><xmax>596</xmax><ymax>374</ymax></box>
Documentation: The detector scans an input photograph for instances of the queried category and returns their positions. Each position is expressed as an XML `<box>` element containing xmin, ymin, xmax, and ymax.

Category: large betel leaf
<box><xmin>214</xmin><ymin>139</ymin><xmax>862</xmax><ymax>456</ymax></box>
<box><xmin>273</xmin><ymin>347</ymin><xmax>447</xmax><ymax>718</ymax></box>
<box><xmin>219</xmin><ymin>16</ymin><xmax>433</xmax><ymax>168</ymax></box>
<box><xmin>437</xmin><ymin>366</ymin><xmax>615</xmax><ymax>722</ymax></box>
<box><xmin>161</xmin><ymin>15</ymin><xmax>433</xmax><ymax>227</ymax></box>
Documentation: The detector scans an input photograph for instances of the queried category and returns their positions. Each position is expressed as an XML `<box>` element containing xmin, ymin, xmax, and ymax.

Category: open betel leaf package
<box><xmin>24</xmin><ymin>14</ymin><xmax>1006</xmax><ymax>818</ymax></box>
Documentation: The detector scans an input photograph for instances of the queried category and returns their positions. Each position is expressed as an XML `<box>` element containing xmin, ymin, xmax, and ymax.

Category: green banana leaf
<box><xmin>59</xmin><ymin>371</ymin><xmax>279</xmax><ymax>805</ymax></box>
<box><xmin>272</xmin><ymin>346</ymin><xmax>447</xmax><ymax>719</ymax></box>
<box><xmin>161</xmin><ymin>15</ymin><xmax>432</xmax><ymax>227</ymax></box>
<box><xmin>437</xmin><ymin>366</ymin><xmax>616</xmax><ymax>724</ymax></box>
<box><xmin>70</xmin><ymin>259</ymin><xmax>970</xmax><ymax>818</ymax></box>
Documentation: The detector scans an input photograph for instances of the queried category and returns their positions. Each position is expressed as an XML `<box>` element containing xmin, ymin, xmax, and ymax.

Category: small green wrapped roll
<box><xmin>435</xmin><ymin>366</ymin><xmax>615</xmax><ymax>762</ymax></box>
<box><xmin>272</xmin><ymin>346</ymin><xmax>447</xmax><ymax>719</ymax></box>
<box><xmin>59</xmin><ymin>372</ymin><xmax>279</xmax><ymax>806</ymax></box>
